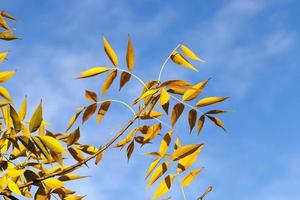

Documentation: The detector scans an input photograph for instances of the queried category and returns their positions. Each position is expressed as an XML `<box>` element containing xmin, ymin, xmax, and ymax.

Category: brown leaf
<box><xmin>119</xmin><ymin>71</ymin><xmax>131</xmax><ymax>90</ymax></box>
<box><xmin>197</xmin><ymin>115</ymin><xmax>205</xmax><ymax>135</ymax></box>
<box><xmin>82</xmin><ymin>103</ymin><xmax>97</xmax><ymax>124</ymax></box>
<box><xmin>171</xmin><ymin>103</ymin><xmax>184</xmax><ymax>127</ymax></box>
<box><xmin>188</xmin><ymin>109</ymin><xmax>197</xmax><ymax>133</ymax></box>
<box><xmin>85</xmin><ymin>90</ymin><xmax>98</xmax><ymax>102</ymax></box>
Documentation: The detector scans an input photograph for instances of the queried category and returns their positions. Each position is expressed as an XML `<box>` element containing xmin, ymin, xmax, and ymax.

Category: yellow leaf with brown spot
<box><xmin>159</xmin><ymin>131</ymin><xmax>173</xmax><ymax>156</ymax></box>
<box><xmin>153</xmin><ymin>174</ymin><xmax>175</xmax><ymax>200</ymax></box>
<box><xmin>101</xmin><ymin>69</ymin><xmax>117</xmax><ymax>97</ymax></box>
<box><xmin>97</xmin><ymin>101</ymin><xmax>111</xmax><ymax>124</ymax></box>
<box><xmin>172</xmin><ymin>144</ymin><xmax>203</xmax><ymax>161</ymax></box>
<box><xmin>177</xmin><ymin>145</ymin><xmax>203</xmax><ymax>173</ymax></box>
<box><xmin>171</xmin><ymin>103</ymin><xmax>184</xmax><ymax>127</ymax></box>
<box><xmin>67</xmin><ymin>127</ymin><xmax>80</xmax><ymax>146</ymax></box>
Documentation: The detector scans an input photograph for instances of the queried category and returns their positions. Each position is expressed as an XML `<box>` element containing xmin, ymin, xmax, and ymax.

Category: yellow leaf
<box><xmin>82</xmin><ymin>103</ymin><xmax>97</xmax><ymax>124</ymax></box>
<box><xmin>43</xmin><ymin>178</ymin><xmax>64</xmax><ymax>189</ymax></box>
<box><xmin>85</xmin><ymin>90</ymin><xmax>98</xmax><ymax>102</ymax></box>
<box><xmin>182</xmin><ymin>79</ymin><xmax>209</xmax><ymax>101</ymax></box>
<box><xmin>29</xmin><ymin>101</ymin><xmax>43</xmax><ymax>133</ymax></box>
<box><xmin>182</xmin><ymin>168</ymin><xmax>203</xmax><ymax>187</ymax></box>
<box><xmin>0</xmin><ymin>175</ymin><xmax>7</xmax><ymax>192</ymax></box>
<box><xmin>78</xmin><ymin>67</ymin><xmax>110</xmax><ymax>79</ymax></box>
<box><xmin>180</xmin><ymin>45</ymin><xmax>205</xmax><ymax>62</ymax></box>
<box><xmin>103</xmin><ymin>36</ymin><xmax>118</xmax><ymax>67</ymax></box>
<box><xmin>137</xmin><ymin>88</ymin><xmax>159</xmax><ymax>102</ymax></box>
<box><xmin>0</xmin><ymin>86</ymin><xmax>12</xmax><ymax>101</ymax></box>
<box><xmin>188</xmin><ymin>109</ymin><xmax>197</xmax><ymax>133</ymax></box>
<box><xmin>18</xmin><ymin>96</ymin><xmax>27</xmax><ymax>121</ymax></box>
<box><xmin>171</xmin><ymin>51</ymin><xmax>198</xmax><ymax>72</ymax></box>
<box><xmin>119</xmin><ymin>71</ymin><xmax>131</xmax><ymax>90</ymax></box>
<box><xmin>0</xmin><ymin>31</ymin><xmax>18</xmax><ymax>41</ymax></box>
<box><xmin>115</xmin><ymin>129</ymin><xmax>136</xmax><ymax>148</ymax></box>
<box><xmin>171</xmin><ymin>103</ymin><xmax>184</xmax><ymax>127</ymax></box>
<box><xmin>172</xmin><ymin>144</ymin><xmax>203</xmax><ymax>161</ymax></box>
<box><xmin>101</xmin><ymin>69</ymin><xmax>117</xmax><ymax>96</ymax></box>
<box><xmin>66</xmin><ymin>108</ymin><xmax>84</xmax><ymax>132</ymax></box>
<box><xmin>148</xmin><ymin>162</ymin><xmax>170</xmax><ymax>187</ymax></box>
<box><xmin>97</xmin><ymin>101</ymin><xmax>111</xmax><ymax>124</ymax></box>
<box><xmin>7</xmin><ymin>179</ymin><xmax>22</xmax><ymax>195</ymax></box>
<box><xmin>160</xmin><ymin>88</ymin><xmax>170</xmax><ymax>106</ymax></box>
<box><xmin>9</xmin><ymin>105</ymin><xmax>22</xmax><ymax>132</ymax></box>
<box><xmin>197</xmin><ymin>115</ymin><xmax>205</xmax><ymax>135</ymax></box>
<box><xmin>7</xmin><ymin>169</ymin><xmax>24</xmax><ymax>177</ymax></box>
<box><xmin>67</xmin><ymin>127</ymin><xmax>80</xmax><ymax>146</ymax></box>
<box><xmin>177</xmin><ymin>146</ymin><xmax>203</xmax><ymax>173</ymax></box>
<box><xmin>196</xmin><ymin>96</ymin><xmax>229</xmax><ymax>107</ymax></box>
<box><xmin>64</xmin><ymin>195</ymin><xmax>85</xmax><ymax>200</ymax></box>
<box><xmin>144</xmin><ymin>123</ymin><xmax>162</xmax><ymax>143</ymax></box>
<box><xmin>58</xmin><ymin>174</ymin><xmax>87</xmax><ymax>182</ymax></box>
<box><xmin>207</xmin><ymin>115</ymin><xmax>226</xmax><ymax>131</ymax></box>
<box><xmin>38</xmin><ymin>135</ymin><xmax>66</xmax><ymax>154</ymax></box>
<box><xmin>159</xmin><ymin>131</ymin><xmax>173</xmax><ymax>156</ymax></box>
<box><xmin>95</xmin><ymin>152</ymin><xmax>103</xmax><ymax>165</ymax></box>
<box><xmin>153</xmin><ymin>174</ymin><xmax>175</xmax><ymax>200</ymax></box>
<box><xmin>0</xmin><ymin>15</ymin><xmax>10</xmax><ymax>30</ymax></box>
<box><xmin>145</xmin><ymin>157</ymin><xmax>161</xmax><ymax>179</ymax></box>
<box><xmin>126</xmin><ymin>35</ymin><xmax>134</xmax><ymax>71</ymax></box>
<box><xmin>0</xmin><ymin>51</ymin><xmax>8</xmax><ymax>63</ymax></box>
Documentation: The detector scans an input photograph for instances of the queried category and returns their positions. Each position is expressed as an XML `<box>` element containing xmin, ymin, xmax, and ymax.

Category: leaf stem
<box><xmin>157</xmin><ymin>44</ymin><xmax>181</xmax><ymax>83</ymax></box>
<box><xmin>97</xmin><ymin>99</ymin><xmax>136</xmax><ymax>116</ymax></box>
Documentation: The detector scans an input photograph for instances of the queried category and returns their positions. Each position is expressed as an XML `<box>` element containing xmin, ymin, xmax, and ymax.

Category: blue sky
<box><xmin>1</xmin><ymin>0</ymin><xmax>300</xmax><ymax>199</ymax></box>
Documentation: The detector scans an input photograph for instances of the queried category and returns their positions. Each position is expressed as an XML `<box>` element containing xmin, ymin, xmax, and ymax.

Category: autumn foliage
<box><xmin>0</xmin><ymin>9</ymin><xmax>228</xmax><ymax>200</ymax></box>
